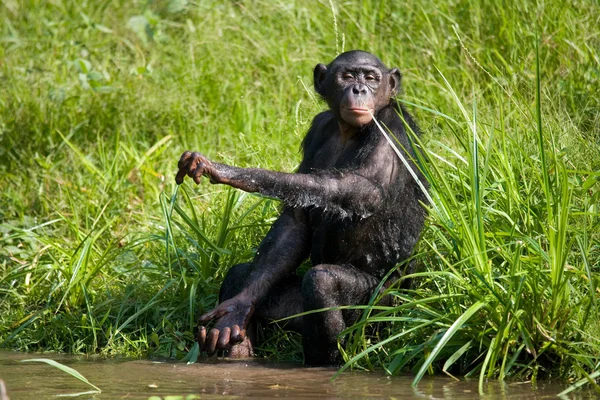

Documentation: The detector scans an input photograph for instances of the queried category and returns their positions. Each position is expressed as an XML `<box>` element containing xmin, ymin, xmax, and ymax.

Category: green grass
<box><xmin>21</xmin><ymin>358</ymin><xmax>101</xmax><ymax>395</ymax></box>
<box><xmin>1</xmin><ymin>0</ymin><xmax>599</xmax><ymax>390</ymax></box>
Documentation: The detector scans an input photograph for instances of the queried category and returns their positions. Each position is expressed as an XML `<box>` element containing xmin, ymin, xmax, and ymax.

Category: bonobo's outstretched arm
<box><xmin>175</xmin><ymin>151</ymin><xmax>385</xmax><ymax>216</ymax></box>
<box><xmin>196</xmin><ymin>207</ymin><xmax>310</xmax><ymax>354</ymax></box>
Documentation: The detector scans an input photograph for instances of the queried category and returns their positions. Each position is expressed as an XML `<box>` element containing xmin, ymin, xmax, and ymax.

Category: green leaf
<box><xmin>94</xmin><ymin>86</ymin><xmax>116</xmax><ymax>93</ymax></box>
<box><xmin>558</xmin><ymin>370</ymin><xmax>600</xmax><ymax>396</ymax></box>
<box><xmin>582</xmin><ymin>174</ymin><xmax>599</xmax><ymax>191</ymax></box>
<box><xmin>73</xmin><ymin>59</ymin><xmax>91</xmax><ymax>74</ymax></box>
<box><xmin>413</xmin><ymin>301</ymin><xmax>487</xmax><ymax>386</ymax></box>
<box><xmin>181</xmin><ymin>342</ymin><xmax>200</xmax><ymax>364</ymax></box>
<box><xmin>94</xmin><ymin>24</ymin><xmax>113</xmax><ymax>33</ymax></box>
<box><xmin>150</xmin><ymin>332</ymin><xmax>160</xmax><ymax>347</ymax></box>
<box><xmin>21</xmin><ymin>359</ymin><xmax>101</xmax><ymax>393</ymax></box>
<box><xmin>443</xmin><ymin>340</ymin><xmax>472</xmax><ymax>372</ymax></box>
<box><xmin>168</xmin><ymin>0</ymin><xmax>188</xmax><ymax>13</ymax></box>
<box><xmin>87</xmin><ymin>71</ymin><xmax>103</xmax><ymax>82</ymax></box>
<box><xmin>127</xmin><ymin>15</ymin><xmax>152</xmax><ymax>44</ymax></box>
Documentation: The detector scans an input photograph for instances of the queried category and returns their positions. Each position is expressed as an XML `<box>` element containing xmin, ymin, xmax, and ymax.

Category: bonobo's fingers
<box><xmin>178</xmin><ymin>151</ymin><xmax>193</xmax><ymax>169</ymax></box>
<box><xmin>175</xmin><ymin>151</ymin><xmax>193</xmax><ymax>185</ymax></box>
<box><xmin>186</xmin><ymin>155</ymin><xmax>208</xmax><ymax>184</ymax></box>
<box><xmin>217</xmin><ymin>327</ymin><xmax>231</xmax><ymax>350</ymax></box>
<box><xmin>199</xmin><ymin>309</ymin><xmax>218</xmax><ymax>323</ymax></box>
<box><xmin>206</xmin><ymin>328</ymin><xmax>220</xmax><ymax>355</ymax></box>
<box><xmin>175</xmin><ymin>168</ymin><xmax>187</xmax><ymax>185</ymax></box>
<box><xmin>193</xmin><ymin>163</ymin><xmax>205</xmax><ymax>184</ymax></box>
<box><xmin>186</xmin><ymin>156</ymin><xmax>200</xmax><ymax>179</ymax></box>
<box><xmin>198</xmin><ymin>311</ymin><xmax>213</xmax><ymax>323</ymax></box>
<box><xmin>198</xmin><ymin>326</ymin><xmax>207</xmax><ymax>349</ymax></box>
<box><xmin>198</xmin><ymin>305</ymin><xmax>228</xmax><ymax>323</ymax></box>
<box><xmin>230</xmin><ymin>325</ymin><xmax>243</xmax><ymax>342</ymax></box>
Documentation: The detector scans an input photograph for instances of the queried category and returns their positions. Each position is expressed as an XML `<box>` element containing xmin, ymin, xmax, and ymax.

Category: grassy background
<box><xmin>1</xmin><ymin>0</ymin><xmax>599</xmax><ymax>388</ymax></box>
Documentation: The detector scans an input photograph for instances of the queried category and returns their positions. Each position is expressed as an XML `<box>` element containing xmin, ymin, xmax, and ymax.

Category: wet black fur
<box><xmin>215</xmin><ymin>51</ymin><xmax>427</xmax><ymax>365</ymax></box>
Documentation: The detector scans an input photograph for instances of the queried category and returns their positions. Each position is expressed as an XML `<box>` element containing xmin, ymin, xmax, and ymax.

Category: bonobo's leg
<box><xmin>301</xmin><ymin>264</ymin><xmax>382</xmax><ymax>366</ymax></box>
<box><xmin>218</xmin><ymin>263</ymin><xmax>303</xmax><ymax>357</ymax></box>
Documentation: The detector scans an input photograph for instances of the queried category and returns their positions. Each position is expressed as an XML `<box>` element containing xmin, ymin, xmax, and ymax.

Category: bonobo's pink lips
<box><xmin>345</xmin><ymin>107</ymin><xmax>372</xmax><ymax>114</ymax></box>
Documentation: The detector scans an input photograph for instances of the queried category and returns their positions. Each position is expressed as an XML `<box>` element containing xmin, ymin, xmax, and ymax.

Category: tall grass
<box><xmin>0</xmin><ymin>0</ymin><xmax>598</xmax><ymax>388</ymax></box>
<box><xmin>341</xmin><ymin>38</ymin><xmax>600</xmax><ymax>387</ymax></box>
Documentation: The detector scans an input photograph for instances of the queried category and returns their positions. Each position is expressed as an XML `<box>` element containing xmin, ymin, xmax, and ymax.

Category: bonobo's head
<box><xmin>314</xmin><ymin>50</ymin><xmax>401</xmax><ymax>127</ymax></box>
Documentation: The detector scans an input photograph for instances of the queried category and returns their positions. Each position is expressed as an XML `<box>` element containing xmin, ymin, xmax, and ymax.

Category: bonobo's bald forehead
<box><xmin>328</xmin><ymin>50</ymin><xmax>388</xmax><ymax>70</ymax></box>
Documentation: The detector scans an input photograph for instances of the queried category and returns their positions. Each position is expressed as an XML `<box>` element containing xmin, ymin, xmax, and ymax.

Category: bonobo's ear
<box><xmin>388</xmin><ymin>68</ymin><xmax>402</xmax><ymax>96</ymax></box>
<box><xmin>313</xmin><ymin>63</ymin><xmax>328</xmax><ymax>97</ymax></box>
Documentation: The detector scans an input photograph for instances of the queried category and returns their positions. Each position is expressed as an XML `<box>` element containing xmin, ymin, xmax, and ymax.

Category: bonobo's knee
<box><xmin>301</xmin><ymin>265</ymin><xmax>338</xmax><ymax>307</ymax></box>
<box><xmin>219</xmin><ymin>263</ymin><xmax>252</xmax><ymax>302</ymax></box>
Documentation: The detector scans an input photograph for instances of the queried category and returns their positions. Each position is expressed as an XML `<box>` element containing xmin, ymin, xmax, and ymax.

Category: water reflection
<box><xmin>0</xmin><ymin>351</ymin><xmax>595</xmax><ymax>399</ymax></box>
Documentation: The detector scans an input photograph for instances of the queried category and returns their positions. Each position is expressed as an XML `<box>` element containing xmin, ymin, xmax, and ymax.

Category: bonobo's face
<box><xmin>314</xmin><ymin>51</ymin><xmax>401</xmax><ymax>127</ymax></box>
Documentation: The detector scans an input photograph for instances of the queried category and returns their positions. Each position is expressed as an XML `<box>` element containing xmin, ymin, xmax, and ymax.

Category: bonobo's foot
<box><xmin>197</xmin><ymin>295</ymin><xmax>255</xmax><ymax>356</ymax></box>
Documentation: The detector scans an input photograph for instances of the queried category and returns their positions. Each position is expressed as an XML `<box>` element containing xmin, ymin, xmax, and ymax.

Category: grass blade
<box><xmin>21</xmin><ymin>359</ymin><xmax>101</xmax><ymax>393</ymax></box>
<box><xmin>413</xmin><ymin>301</ymin><xmax>487</xmax><ymax>386</ymax></box>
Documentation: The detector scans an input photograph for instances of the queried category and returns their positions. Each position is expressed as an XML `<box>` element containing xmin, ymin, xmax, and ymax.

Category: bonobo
<box><xmin>175</xmin><ymin>50</ymin><xmax>427</xmax><ymax>366</ymax></box>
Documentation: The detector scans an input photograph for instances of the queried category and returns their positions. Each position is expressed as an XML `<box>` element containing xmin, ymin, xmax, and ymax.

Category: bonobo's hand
<box><xmin>175</xmin><ymin>151</ymin><xmax>224</xmax><ymax>185</ymax></box>
<box><xmin>198</xmin><ymin>295</ymin><xmax>255</xmax><ymax>355</ymax></box>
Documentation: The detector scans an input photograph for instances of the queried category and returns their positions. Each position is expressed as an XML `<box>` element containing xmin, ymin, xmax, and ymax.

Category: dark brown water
<box><xmin>0</xmin><ymin>350</ymin><xmax>595</xmax><ymax>399</ymax></box>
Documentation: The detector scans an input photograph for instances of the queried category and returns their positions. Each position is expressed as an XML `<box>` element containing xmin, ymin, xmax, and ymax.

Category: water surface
<box><xmin>0</xmin><ymin>350</ymin><xmax>594</xmax><ymax>399</ymax></box>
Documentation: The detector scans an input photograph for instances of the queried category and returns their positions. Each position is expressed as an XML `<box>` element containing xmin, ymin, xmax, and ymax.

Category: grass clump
<box><xmin>1</xmin><ymin>0</ymin><xmax>599</xmax><ymax>390</ymax></box>
<box><xmin>342</xmin><ymin>60</ymin><xmax>600</xmax><ymax>387</ymax></box>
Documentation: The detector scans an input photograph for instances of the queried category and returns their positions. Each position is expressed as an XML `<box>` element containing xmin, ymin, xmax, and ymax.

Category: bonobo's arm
<box><xmin>176</xmin><ymin>151</ymin><xmax>385</xmax><ymax>216</ymax></box>
<box><xmin>197</xmin><ymin>207</ymin><xmax>310</xmax><ymax>354</ymax></box>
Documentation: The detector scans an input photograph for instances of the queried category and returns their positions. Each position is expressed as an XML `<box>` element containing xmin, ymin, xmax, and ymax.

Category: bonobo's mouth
<box><xmin>341</xmin><ymin>106</ymin><xmax>375</xmax><ymax>127</ymax></box>
<box><xmin>344</xmin><ymin>107</ymin><xmax>373</xmax><ymax>114</ymax></box>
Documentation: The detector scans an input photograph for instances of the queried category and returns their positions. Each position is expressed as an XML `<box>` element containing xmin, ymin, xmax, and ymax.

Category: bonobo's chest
<box><xmin>308</xmin><ymin>130</ymin><xmax>372</xmax><ymax>171</ymax></box>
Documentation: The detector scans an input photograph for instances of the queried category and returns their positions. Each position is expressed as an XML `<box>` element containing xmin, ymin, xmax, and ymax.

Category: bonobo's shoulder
<box><xmin>301</xmin><ymin>111</ymin><xmax>337</xmax><ymax>152</ymax></box>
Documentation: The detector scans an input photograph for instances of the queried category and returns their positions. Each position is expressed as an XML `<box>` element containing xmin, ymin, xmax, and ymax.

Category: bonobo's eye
<box><xmin>365</xmin><ymin>74</ymin><xmax>377</xmax><ymax>81</ymax></box>
<box><xmin>342</xmin><ymin>72</ymin><xmax>354</xmax><ymax>80</ymax></box>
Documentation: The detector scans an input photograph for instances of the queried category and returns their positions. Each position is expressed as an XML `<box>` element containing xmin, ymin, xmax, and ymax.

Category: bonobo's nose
<box><xmin>352</xmin><ymin>84</ymin><xmax>367</xmax><ymax>95</ymax></box>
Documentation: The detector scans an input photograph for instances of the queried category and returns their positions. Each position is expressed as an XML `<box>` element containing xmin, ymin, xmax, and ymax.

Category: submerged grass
<box><xmin>1</xmin><ymin>0</ymin><xmax>599</xmax><ymax>390</ymax></box>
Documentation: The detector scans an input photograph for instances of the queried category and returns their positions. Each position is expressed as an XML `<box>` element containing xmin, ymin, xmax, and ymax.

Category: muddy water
<box><xmin>0</xmin><ymin>350</ymin><xmax>595</xmax><ymax>399</ymax></box>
